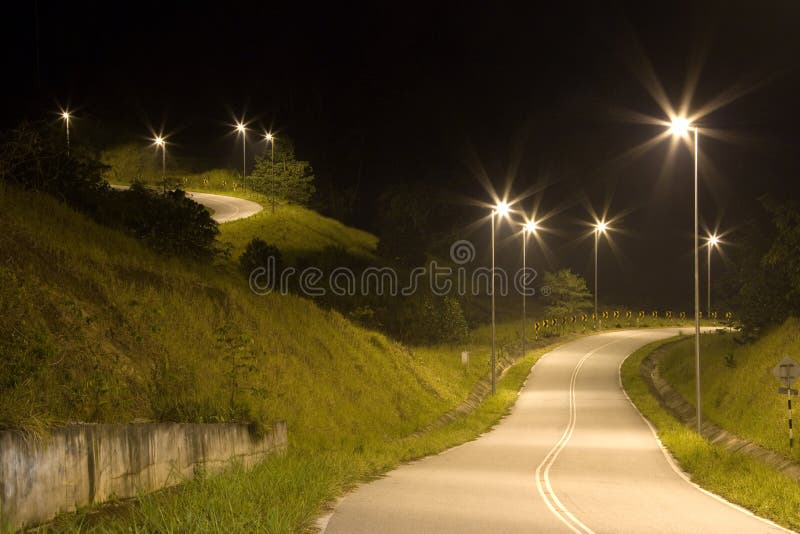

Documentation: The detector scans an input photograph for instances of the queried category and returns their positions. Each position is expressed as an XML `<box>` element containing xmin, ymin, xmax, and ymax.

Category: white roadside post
<box><xmin>772</xmin><ymin>356</ymin><xmax>800</xmax><ymax>451</ymax></box>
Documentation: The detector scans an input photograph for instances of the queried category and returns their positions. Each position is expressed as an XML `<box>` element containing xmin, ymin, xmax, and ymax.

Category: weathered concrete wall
<box><xmin>0</xmin><ymin>421</ymin><xmax>287</xmax><ymax>530</ymax></box>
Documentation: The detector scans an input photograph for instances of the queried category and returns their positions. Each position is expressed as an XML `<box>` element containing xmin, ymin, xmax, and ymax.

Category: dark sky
<box><xmin>3</xmin><ymin>1</ymin><xmax>800</xmax><ymax>308</ymax></box>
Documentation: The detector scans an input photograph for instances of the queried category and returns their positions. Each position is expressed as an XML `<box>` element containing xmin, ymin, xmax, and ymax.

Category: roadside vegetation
<box><xmin>622</xmin><ymin>338</ymin><xmax>800</xmax><ymax>531</ymax></box>
<box><xmin>660</xmin><ymin>319</ymin><xmax>800</xmax><ymax>461</ymax></box>
<box><xmin>218</xmin><ymin>203</ymin><xmax>377</xmax><ymax>263</ymax></box>
<box><xmin>0</xmin><ymin>120</ymin><xmax>708</xmax><ymax>531</ymax></box>
<box><xmin>43</xmin><ymin>336</ymin><xmax>557</xmax><ymax>532</ymax></box>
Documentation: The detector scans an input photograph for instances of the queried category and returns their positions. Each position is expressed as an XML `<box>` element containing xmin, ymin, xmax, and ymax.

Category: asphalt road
<box><xmin>322</xmin><ymin>329</ymin><xmax>788</xmax><ymax>534</ymax></box>
<box><xmin>183</xmin><ymin>191</ymin><xmax>262</xmax><ymax>223</ymax></box>
<box><xmin>109</xmin><ymin>185</ymin><xmax>262</xmax><ymax>223</ymax></box>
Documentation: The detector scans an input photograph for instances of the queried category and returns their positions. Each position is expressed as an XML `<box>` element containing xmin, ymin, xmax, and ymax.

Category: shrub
<box><xmin>239</xmin><ymin>238</ymin><xmax>284</xmax><ymax>279</ymax></box>
<box><xmin>0</xmin><ymin>122</ymin><xmax>219</xmax><ymax>260</ymax></box>
<box><xmin>383</xmin><ymin>294</ymin><xmax>469</xmax><ymax>345</ymax></box>
<box><xmin>98</xmin><ymin>183</ymin><xmax>219</xmax><ymax>259</ymax></box>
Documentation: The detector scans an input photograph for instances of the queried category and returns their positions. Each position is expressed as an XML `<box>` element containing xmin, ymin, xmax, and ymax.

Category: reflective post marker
<box><xmin>773</xmin><ymin>356</ymin><xmax>800</xmax><ymax>452</ymax></box>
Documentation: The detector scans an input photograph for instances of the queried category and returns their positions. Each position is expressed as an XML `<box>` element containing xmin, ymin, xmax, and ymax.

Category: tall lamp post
<box><xmin>593</xmin><ymin>220</ymin><xmax>608</xmax><ymax>330</ymax></box>
<box><xmin>707</xmin><ymin>234</ymin><xmax>719</xmax><ymax>318</ymax></box>
<box><xmin>61</xmin><ymin>110</ymin><xmax>71</xmax><ymax>155</ymax></box>
<box><xmin>521</xmin><ymin>220</ymin><xmax>538</xmax><ymax>359</ymax></box>
<box><xmin>264</xmin><ymin>132</ymin><xmax>276</xmax><ymax>212</ymax></box>
<box><xmin>669</xmin><ymin>117</ymin><xmax>703</xmax><ymax>433</ymax></box>
<box><xmin>491</xmin><ymin>200</ymin><xmax>511</xmax><ymax>395</ymax></box>
<box><xmin>236</xmin><ymin>121</ymin><xmax>248</xmax><ymax>193</ymax></box>
<box><xmin>153</xmin><ymin>135</ymin><xmax>166</xmax><ymax>192</ymax></box>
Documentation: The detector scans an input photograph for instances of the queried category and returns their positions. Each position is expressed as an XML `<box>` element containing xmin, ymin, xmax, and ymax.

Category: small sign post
<box><xmin>461</xmin><ymin>351</ymin><xmax>469</xmax><ymax>374</ymax></box>
<box><xmin>772</xmin><ymin>356</ymin><xmax>800</xmax><ymax>451</ymax></box>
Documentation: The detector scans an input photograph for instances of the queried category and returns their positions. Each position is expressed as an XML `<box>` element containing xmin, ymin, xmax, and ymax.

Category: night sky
<box><xmin>3</xmin><ymin>1</ymin><xmax>799</xmax><ymax>308</ymax></box>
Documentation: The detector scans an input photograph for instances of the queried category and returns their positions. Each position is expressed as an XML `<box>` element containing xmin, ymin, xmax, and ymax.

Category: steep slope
<box><xmin>661</xmin><ymin>319</ymin><xmax>800</xmax><ymax>460</ymax></box>
<box><xmin>0</xmin><ymin>185</ymin><xmax>449</xmax><ymax>451</ymax></box>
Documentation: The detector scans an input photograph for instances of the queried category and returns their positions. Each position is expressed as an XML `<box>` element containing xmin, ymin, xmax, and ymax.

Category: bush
<box><xmin>239</xmin><ymin>238</ymin><xmax>283</xmax><ymax>279</ymax></box>
<box><xmin>384</xmin><ymin>294</ymin><xmax>469</xmax><ymax>345</ymax></box>
<box><xmin>0</xmin><ymin>121</ymin><xmax>109</xmax><ymax>211</ymax></box>
<box><xmin>98</xmin><ymin>183</ymin><xmax>219</xmax><ymax>259</ymax></box>
<box><xmin>0</xmin><ymin>122</ymin><xmax>219</xmax><ymax>260</ymax></box>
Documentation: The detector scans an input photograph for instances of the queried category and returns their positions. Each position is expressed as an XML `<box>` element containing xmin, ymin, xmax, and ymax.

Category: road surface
<box><xmin>322</xmin><ymin>329</ymin><xmax>788</xmax><ymax>533</ymax></box>
<box><xmin>183</xmin><ymin>191</ymin><xmax>262</xmax><ymax>223</ymax></box>
<box><xmin>109</xmin><ymin>185</ymin><xmax>262</xmax><ymax>223</ymax></box>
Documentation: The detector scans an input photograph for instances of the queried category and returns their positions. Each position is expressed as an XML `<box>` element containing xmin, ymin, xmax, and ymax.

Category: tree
<box><xmin>0</xmin><ymin>121</ymin><xmax>109</xmax><ymax>211</ymax></box>
<box><xmin>542</xmin><ymin>269</ymin><xmax>592</xmax><ymax>317</ymax></box>
<box><xmin>375</xmin><ymin>183</ymin><xmax>434</xmax><ymax>266</ymax></box>
<box><xmin>249</xmin><ymin>137</ymin><xmax>315</xmax><ymax>207</ymax></box>
<box><xmin>725</xmin><ymin>197</ymin><xmax>800</xmax><ymax>339</ymax></box>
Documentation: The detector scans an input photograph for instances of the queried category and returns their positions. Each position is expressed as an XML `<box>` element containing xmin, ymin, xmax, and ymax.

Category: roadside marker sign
<box><xmin>772</xmin><ymin>356</ymin><xmax>800</xmax><ymax>386</ymax></box>
<box><xmin>773</xmin><ymin>356</ymin><xmax>800</xmax><ymax>451</ymax></box>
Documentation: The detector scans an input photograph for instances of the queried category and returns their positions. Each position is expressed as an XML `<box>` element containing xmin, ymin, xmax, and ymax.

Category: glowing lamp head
<box><xmin>708</xmin><ymin>234</ymin><xmax>719</xmax><ymax>247</ymax></box>
<box><xmin>595</xmin><ymin>221</ymin><xmax>608</xmax><ymax>234</ymax></box>
<box><xmin>154</xmin><ymin>136</ymin><xmax>164</xmax><ymax>147</ymax></box>
<box><xmin>264</xmin><ymin>132</ymin><xmax>274</xmax><ymax>141</ymax></box>
<box><xmin>524</xmin><ymin>220</ymin><xmax>538</xmax><ymax>234</ymax></box>
<box><xmin>669</xmin><ymin>116</ymin><xmax>691</xmax><ymax>137</ymax></box>
<box><xmin>61</xmin><ymin>111</ymin><xmax>71</xmax><ymax>121</ymax></box>
<box><xmin>236</xmin><ymin>122</ymin><xmax>246</xmax><ymax>134</ymax></box>
<box><xmin>494</xmin><ymin>201</ymin><xmax>510</xmax><ymax>217</ymax></box>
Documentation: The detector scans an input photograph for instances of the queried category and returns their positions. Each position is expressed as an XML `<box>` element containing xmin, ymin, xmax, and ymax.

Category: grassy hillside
<box><xmin>0</xmin><ymin>183</ymin><xmax>566</xmax><ymax>530</ymax></box>
<box><xmin>0</xmin><ymin>184</ymin><xmax>466</xmax><ymax>449</ymax></box>
<box><xmin>660</xmin><ymin>319</ymin><xmax>800</xmax><ymax>461</ymax></box>
<box><xmin>218</xmin><ymin>202</ymin><xmax>376</xmax><ymax>263</ymax></box>
<box><xmin>105</xmin><ymin>174</ymin><xmax>376</xmax><ymax>263</ymax></box>
<box><xmin>622</xmin><ymin>338</ymin><xmax>800</xmax><ymax>531</ymax></box>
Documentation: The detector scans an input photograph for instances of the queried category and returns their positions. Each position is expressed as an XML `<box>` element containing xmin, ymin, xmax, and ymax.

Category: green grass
<box><xmin>105</xmin><ymin>176</ymin><xmax>376</xmax><ymax>263</ymax></box>
<box><xmin>0</xmin><ymin>184</ymin><xmax>450</xmax><ymax>444</ymax></box>
<box><xmin>217</xmin><ymin>203</ymin><xmax>376</xmax><ymax>264</ymax></box>
<box><xmin>0</xmin><ymin>183</ymin><xmax>562</xmax><ymax>531</ymax></box>
<box><xmin>42</xmin><ymin>337</ymin><xmax>556</xmax><ymax>533</ymax></box>
<box><xmin>622</xmin><ymin>337</ymin><xmax>800</xmax><ymax>531</ymax></box>
<box><xmin>660</xmin><ymin>320</ymin><xmax>800</xmax><ymax>461</ymax></box>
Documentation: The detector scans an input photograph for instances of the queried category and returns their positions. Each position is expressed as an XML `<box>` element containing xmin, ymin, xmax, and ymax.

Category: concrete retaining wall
<box><xmin>0</xmin><ymin>421</ymin><xmax>287</xmax><ymax>530</ymax></box>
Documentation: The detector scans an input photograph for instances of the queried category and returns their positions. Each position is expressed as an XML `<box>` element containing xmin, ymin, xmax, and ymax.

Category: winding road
<box><xmin>322</xmin><ymin>328</ymin><xmax>789</xmax><ymax>533</ymax></box>
<box><xmin>110</xmin><ymin>185</ymin><xmax>262</xmax><ymax>223</ymax></box>
<box><xmin>183</xmin><ymin>191</ymin><xmax>262</xmax><ymax>223</ymax></box>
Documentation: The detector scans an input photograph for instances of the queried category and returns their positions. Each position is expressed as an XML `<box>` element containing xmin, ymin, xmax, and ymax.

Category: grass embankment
<box><xmin>45</xmin><ymin>340</ymin><xmax>553</xmax><ymax>532</ymax></box>
<box><xmin>105</xmin><ymin>177</ymin><xmax>375</xmax><ymax>264</ymax></box>
<box><xmin>0</xmin><ymin>186</ymin><xmax>392</xmax><ymax>442</ymax></box>
<box><xmin>0</xmin><ymin>184</ymin><xmax>498</xmax><ymax>443</ymax></box>
<box><xmin>621</xmin><ymin>337</ymin><xmax>800</xmax><ymax>531</ymax></box>
<box><xmin>660</xmin><ymin>319</ymin><xmax>800</xmax><ymax>462</ymax></box>
<box><xmin>217</xmin><ymin>203</ymin><xmax>376</xmax><ymax>263</ymax></box>
<box><xmin>0</xmin><ymin>183</ymin><xmax>553</xmax><ymax>531</ymax></box>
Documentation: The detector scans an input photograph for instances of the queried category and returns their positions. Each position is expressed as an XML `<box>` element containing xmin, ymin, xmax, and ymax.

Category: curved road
<box><xmin>322</xmin><ymin>329</ymin><xmax>788</xmax><ymax>533</ymax></box>
<box><xmin>183</xmin><ymin>191</ymin><xmax>262</xmax><ymax>223</ymax></box>
<box><xmin>109</xmin><ymin>185</ymin><xmax>262</xmax><ymax>223</ymax></box>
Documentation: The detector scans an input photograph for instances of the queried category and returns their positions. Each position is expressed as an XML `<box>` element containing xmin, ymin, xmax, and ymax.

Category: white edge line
<box><xmin>617</xmin><ymin>332</ymin><xmax>796</xmax><ymax>534</ymax></box>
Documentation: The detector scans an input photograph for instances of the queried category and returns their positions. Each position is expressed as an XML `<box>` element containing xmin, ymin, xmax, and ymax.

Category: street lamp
<box><xmin>264</xmin><ymin>132</ymin><xmax>276</xmax><ymax>212</ymax></box>
<box><xmin>669</xmin><ymin>115</ymin><xmax>703</xmax><ymax>433</ymax></box>
<box><xmin>235</xmin><ymin>121</ymin><xmax>248</xmax><ymax>193</ymax></box>
<box><xmin>490</xmin><ymin>200</ymin><xmax>512</xmax><ymax>395</ymax></box>
<box><xmin>153</xmin><ymin>135</ymin><xmax>166</xmax><ymax>192</ymax></box>
<box><xmin>593</xmin><ymin>220</ymin><xmax>608</xmax><ymax>330</ymax></box>
<box><xmin>707</xmin><ymin>234</ymin><xmax>719</xmax><ymax>318</ymax></box>
<box><xmin>521</xmin><ymin>219</ymin><xmax>538</xmax><ymax>360</ymax></box>
<box><xmin>60</xmin><ymin>110</ymin><xmax>71</xmax><ymax>155</ymax></box>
